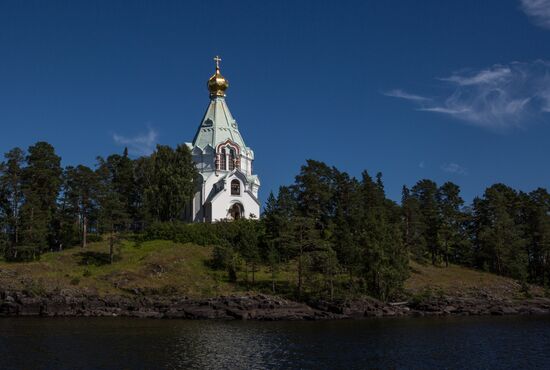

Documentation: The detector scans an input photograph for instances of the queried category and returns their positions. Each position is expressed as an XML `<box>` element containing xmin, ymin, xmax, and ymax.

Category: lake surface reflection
<box><xmin>1</xmin><ymin>315</ymin><xmax>549</xmax><ymax>369</ymax></box>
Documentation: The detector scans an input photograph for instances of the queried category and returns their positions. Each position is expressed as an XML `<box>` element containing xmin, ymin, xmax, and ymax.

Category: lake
<box><xmin>1</xmin><ymin>316</ymin><xmax>549</xmax><ymax>369</ymax></box>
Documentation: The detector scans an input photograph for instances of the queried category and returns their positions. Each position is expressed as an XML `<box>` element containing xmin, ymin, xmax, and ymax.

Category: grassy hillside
<box><xmin>0</xmin><ymin>240</ymin><xmax>234</xmax><ymax>297</ymax></box>
<box><xmin>0</xmin><ymin>240</ymin><xmax>544</xmax><ymax>300</ymax></box>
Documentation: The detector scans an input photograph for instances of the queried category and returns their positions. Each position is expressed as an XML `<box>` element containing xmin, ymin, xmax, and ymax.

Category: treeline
<box><xmin>0</xmin><ymin>141</ymin><xmax>197</xmax><ymax>261</ymax></box>
<box><xmin>1</xmin><ymin>141</ymin><xmax>549</xmax><ymax>300</ymax></box>
<box><xmin>402</xmin><ymin>180</ymin><xmax>550</xmax><ymax>286</ymax></box>
<box><xmin>196</xmin><ymin>159</ymin><xmax>550</xmax><ymax>300</ymax></box>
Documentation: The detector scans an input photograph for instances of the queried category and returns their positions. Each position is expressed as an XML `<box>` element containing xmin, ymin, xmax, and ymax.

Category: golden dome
<box><xmin>208</xmin><ymin>56</ymin><xmax>229</xmax><ymax>98</ymax></box>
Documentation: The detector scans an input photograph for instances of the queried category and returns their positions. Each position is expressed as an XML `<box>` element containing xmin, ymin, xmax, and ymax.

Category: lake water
<box><xmin>1</xmin><ymin>316</ymin><xmax>549</xmax><ymax>369</ymax></box>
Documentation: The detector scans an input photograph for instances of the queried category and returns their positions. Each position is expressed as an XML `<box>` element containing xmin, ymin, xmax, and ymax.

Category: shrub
<box><xmin>87</xmin><ymin>234</ymin><xmax>103</xmax><ymax>243</ymax></box>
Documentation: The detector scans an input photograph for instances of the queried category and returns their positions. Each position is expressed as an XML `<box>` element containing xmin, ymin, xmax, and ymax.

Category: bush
<box><xmin>143</xmin><ymin>220</ymin><xmax>262</xmax><ymax>248</ymax></box>
<box><xmin>87</xmin><ymin>234</ymin><xmax>103</xmax><ymax>243</ymax></box>
<box><xmin>4</xmin><ymin>245</ymin><xmax>41</xmax><ymax>262</ymax></box>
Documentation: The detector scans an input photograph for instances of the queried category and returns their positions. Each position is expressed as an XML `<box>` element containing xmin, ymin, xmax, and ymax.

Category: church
<box><xmin>185</xmin><ymin>57</ymin><xmax>261</xmax><ymax>222</ymax></box>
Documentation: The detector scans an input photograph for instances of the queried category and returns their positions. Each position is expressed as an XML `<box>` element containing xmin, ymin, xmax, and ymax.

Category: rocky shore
<box><xmin>1</xmin><ymin>290</ymin><xmax>550</xmax><ymax>320</ymax></box>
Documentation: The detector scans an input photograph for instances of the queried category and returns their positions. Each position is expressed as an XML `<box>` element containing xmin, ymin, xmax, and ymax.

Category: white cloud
<box><xmin>113</xmin><ymin>126</ymin><xmax>158</xmax><ymax>156</ymax></box>
<box><xmin>385</xmin><ymin>60</ymin><xmax>550</xmax><ymax>130</ymax></box>
<box><xmin>441</xmin><ymin>163</ymin><xmax>468</xmax><ymax>176</ymax></box>
<box><xmin>383</xmin><ymin>89</ymin><xmax>431</xmax><ymax>102</ymax></box>
<box><xmin>520</xmin><ymin>0</ymin><xmax>550</xmax><ymax>29</ymax></box>
<box><xmin>440</xmin><ymin>66</ymin><xmax>511</xmax><ymax>86</ymax></box>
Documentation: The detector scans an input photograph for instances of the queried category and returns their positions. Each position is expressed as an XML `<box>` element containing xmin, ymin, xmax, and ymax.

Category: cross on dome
<box><xmin>214</xmin><ymin>55</ymin><xmax>222</xmax><ymax>70</ymax></box>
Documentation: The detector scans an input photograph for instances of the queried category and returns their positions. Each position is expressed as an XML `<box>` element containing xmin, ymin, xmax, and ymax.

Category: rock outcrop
<box><xmin>1</xmin><ymin>290</ymin><xmax>549</xmax><ymax>320</ymax></box>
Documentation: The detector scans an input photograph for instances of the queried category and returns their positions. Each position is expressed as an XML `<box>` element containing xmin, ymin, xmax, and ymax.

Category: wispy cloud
<box><xmin>520</xmin><ymin>0</ymin><xmax>550</xmax><ymax>29</ymax></box>
<box><xmin>113</xmin><ymin>126</ymin><xmax>158</xmax><ymax>156</ymax></box>
<box><xmin>383</xmin><ymin>89</ymin><xmax>431</xmax><ymax>102</ymax></box>
<box><xmin>385</xmin><ymin>60</ymin><xmax>550</xmax><ymax>130</ymax></box>
<box><xmin>439</xmin><ymin>66</ymin><xmax>511</xmax><ymax>86</ymax></box>
<box><xmin>441</xmin><ymin>163</ymin><xmax>468</xmax><ymax>176</ymax></box>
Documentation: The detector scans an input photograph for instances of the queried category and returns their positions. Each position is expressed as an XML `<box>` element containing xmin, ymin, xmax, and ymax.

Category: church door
<box><xmin>230</xmin><ymin>204</ymin><xmax>242</xmax><ymax>220</ymax></box>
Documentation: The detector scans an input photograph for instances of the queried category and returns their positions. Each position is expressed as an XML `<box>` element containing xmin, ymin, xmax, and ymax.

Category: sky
<box><xmin>1</xmin><ymin>0</ymin><xmax>550</xmax><ymax>204</ymax></box>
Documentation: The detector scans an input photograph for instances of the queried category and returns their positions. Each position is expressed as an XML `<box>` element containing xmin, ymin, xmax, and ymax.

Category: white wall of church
<box><xmin>209</xmin><ymin>177</ymin><xmax>260</xmax><ymax>221</ymax></box>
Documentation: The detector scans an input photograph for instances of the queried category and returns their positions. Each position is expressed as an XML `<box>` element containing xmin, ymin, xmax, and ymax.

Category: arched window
<box><xmin>231</xmin><ymin>179</ymin><xmax>240</xmax><ymax>195</ymax></box>
<box><xmin>228</xmin><ymin>148</ymin><xmax>236</xmax><ymax>171</ymax></box>
<box><xmin>219</xmin><ymin>148</ymin><xmax>227</xmax><ymax>170</ymax></box>
<box><xmin>217</xmin><ymin>141</ymin><xmax>240</xmax><ymax>171</ymax></box>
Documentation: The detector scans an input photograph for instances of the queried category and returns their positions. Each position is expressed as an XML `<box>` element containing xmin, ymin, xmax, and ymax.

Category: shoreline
<box><xmin>1</xmin><ymin>291</ymin><xmax>549</xmax><ymax>320</ymax></box>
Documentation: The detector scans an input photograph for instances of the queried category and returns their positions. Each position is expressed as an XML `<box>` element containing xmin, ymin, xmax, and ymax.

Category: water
<box><xmin>1</xmin><ymin>316</ymin><xmax>549</xmax><ymax>369</ymax></box>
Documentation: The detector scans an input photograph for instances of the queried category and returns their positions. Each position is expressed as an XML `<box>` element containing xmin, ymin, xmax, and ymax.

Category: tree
<box><xmin>411</xmin><ymin>179</ymin><xmax>441</xmax><ymax>265</ymax></box>
<box><xmin>331</xmin><ymin>171</ymin><xmax>362</xmax><ymax>286</ymax></box>
<box><xmin>473</xmin><ymin>184</ymin><xmax>527</xmax><ymax>280</ymax></box>
<box><xmin>96</xmin><ymin>158</ymin><xmax>129</xmax><ymax>264</ymax></box>
<box><xmin>522</xmin><ymin>188</ymin><xmax>550</xmax><ymax>285</ymax></box>
<box><xmin>359</xmin><ymin>172</ymin><xmax>408</xmax><ymax>300</ymax></box>
<box><xmin>0</xmin><ymin>148</ymin><xmax>25</xmax><ymax>253</ymax></box>
<box><xmin>61</xmin><ymin>165</ymin><xmax>100</xmax><ymax>248</ymax></box>
<box><xmin>293</xmin><ymin>160</ymin><xmax>336</xmax><ymax>232</ymax></box>
<box><xmin>281</xmin><ymin>215</ymin><xmax>320</xmax><ymax>298</ymax></box>
<box><xmin>402</xmin><ymin>185</ymin><xmax>423</xmax><ymax>260</ymax></box>
<box><xmin>144</xmin><ymin>144</ymin><xmax>197</xmax><ymax>222</ymax></box>
<box><xmin>233</xmin><ymin>219</ymin><xmax>261</xmax><ymax>285</ymax></box>
<box><xmin>437</xmin><ymin>182</ymin><xmax>469</xmax><ymax>266</ymax></box>
<box><xmin>20</xmin><ymin>142</ymin><xmax>62</xmax><ymax>251</ymax></box>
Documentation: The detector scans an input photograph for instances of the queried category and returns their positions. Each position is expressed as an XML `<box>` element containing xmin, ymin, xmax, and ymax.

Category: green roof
<box><xmin>191</xmin><ymin>97</ymin><xmax>247</xmax><ymax>151</ymax></box>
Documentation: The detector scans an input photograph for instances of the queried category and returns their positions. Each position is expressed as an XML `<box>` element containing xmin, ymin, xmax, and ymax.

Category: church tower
<box><xmin>186</xmin><ymin>57</ymin><xmax>260</xmax><ymax>222</ymax></box>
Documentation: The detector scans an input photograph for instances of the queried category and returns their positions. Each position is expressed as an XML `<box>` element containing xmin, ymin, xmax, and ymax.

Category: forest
<box><xmin>1</xmin><ymin>141</ymin><xmax>549</xmax><ymax>301</ymax></box>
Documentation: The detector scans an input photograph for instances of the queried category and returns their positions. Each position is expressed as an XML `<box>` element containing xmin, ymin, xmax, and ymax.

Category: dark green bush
<box><xmin>87</xmin><ymin>234</ymin><xmax>103</xmax><ymax>243</ymax></box>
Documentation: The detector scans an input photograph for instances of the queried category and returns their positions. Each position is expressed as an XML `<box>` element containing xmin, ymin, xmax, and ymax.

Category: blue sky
<box><xmin>1</xmin><ymin>0</ymin><xmax>550</xmax><ymax>203</ymax></box>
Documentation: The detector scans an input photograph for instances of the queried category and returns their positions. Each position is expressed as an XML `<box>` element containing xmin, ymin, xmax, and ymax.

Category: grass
<box><xmin>0</xmin><ymin>240</ymin><xmax>236</xmax><ymax>298</ymax></box>
<box><xmin>0</xmin><ymin>240</ymin><xmax>543</xmax><ymax>301</ymax></box>
<box><xmin>406</xmin><ymin>260</ymin><xmax>544</xmax><ymax>300</ymax></box>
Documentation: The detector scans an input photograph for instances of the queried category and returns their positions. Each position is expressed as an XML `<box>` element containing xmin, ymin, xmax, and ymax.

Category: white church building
<box><xmin>185</xmin><ymin>57</ymin><xmax>260</xmax><ymax>222</ymax></box>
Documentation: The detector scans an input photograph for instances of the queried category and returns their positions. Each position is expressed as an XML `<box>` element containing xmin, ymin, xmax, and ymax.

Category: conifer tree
<box><xmin>20</xmin><ymin>142</ymin><xmax>62</xmax><ymax>252</ymax></box>
<box><xmin>61</xmin><ymin>165</ymin><xmax>100</xmax><ymax>248</ymax></box>
<box><xmin>437</xmin><ymin>182</ymin><xmax>469</xmax><ymax>266</ymax></box>
<box><xmin>473</xmin><ymin>184</ymin><xmax>527</xmax><ymax>279</ymax></box>
<box><xmin>411</xmin><ymin>179</ymin><xmax>441</xmax><ymax>264</ymax></box>
<box><xmin>0</xmin><ymin>148</ymin><xmax>25</xmax><ymax>254</ymax></box>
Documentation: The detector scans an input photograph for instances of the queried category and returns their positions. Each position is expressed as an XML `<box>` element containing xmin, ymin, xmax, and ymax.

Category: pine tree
<box><xmin>437</xmin><ymin>182</ymin><xmax>470</xmax><ymax>266</ymax></box>
<box><xmin>293</xmin><ymin>160</ymin><xmax>336</xmax><ymax>232</ymax></box>
<box><xmin>144</xmin><ymin>144</ymin><xmax>197</xmax><ymax>222</ymax></box>
<box><xmin>522</xmin><ymin>188</ymin><xmax>550</xmax><ymax>285</ymax></box>
<box><xmin>411</xmin><ymin>179</ymin><xmax>441</xmax><ymax>265</ymax></box>
<box><xmin>359</xmin><ymin>172</ymin><xmax>408</xmax><ymax>300</ymax></box>
<box><xmin>20</xmin><ymin>142</ymin><xmax>62</xmax><ymax>252</ymax></box>
<box><xmin>61</xmin><ymin>165</ymin><xmax>100</xmax><ymax>248</ymax></box>
<box><xmin>0</xmin><ymin>148</ymin><xmax>25</xmax><ymax>254</ymax></box>
<box><xmin>331</xmin><ymin>170</ymin><xmax>361</xmax><ymax>286</ymax></box>
<box><xmin>96</xmin><ymin>158</ymin><xmax>129</xmax><ymax>264</ymax></box>
<box><xmin>473</xmin><ymin>184</ymin><xmax>527</xmax><ymax>279</ymax></box>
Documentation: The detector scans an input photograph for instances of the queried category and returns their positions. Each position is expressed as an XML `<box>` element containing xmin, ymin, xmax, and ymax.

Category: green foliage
<box><xmin>261</xmin><ymin>163</ymin><xmax>409</xmax><ymax>301</ymax></box>
<box><xmin>20</xmin><ymin>142</ymin><xmax>62</xmax><ymax>250</ymax></box>
<box><xmin>142</xmin><ymin>144</ymin><xmax>197</xmax><ymax>223</ymax></box>
<box><xmin>4</xmin><ymin>245</ymin><xmax>41</xmax><ymax>262</ymax></box>
<box><xmin>2</xmin><ymin>138</ymin><xmax>550</xmax><ymax>302</ymax></box>
<box><xmin>473</xmin><ymin>184</ymin><xmax>528</xmax><ymax>280</ymax></box>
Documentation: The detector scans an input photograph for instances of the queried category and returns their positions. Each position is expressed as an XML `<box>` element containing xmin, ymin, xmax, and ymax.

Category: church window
<box><xmin>219</xmin><ymin>148</ymin><xmax>227</xmax><ymax>170</ymax></box>
<box><xmin>231</xmin><ymin>180</ymin><xmax>240</xmax><ymax>195</ymax></box>
<box><xmin>228</xmin><ymin>148</ymin><xmax>236</xmax><ymax>171</ymax></box>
